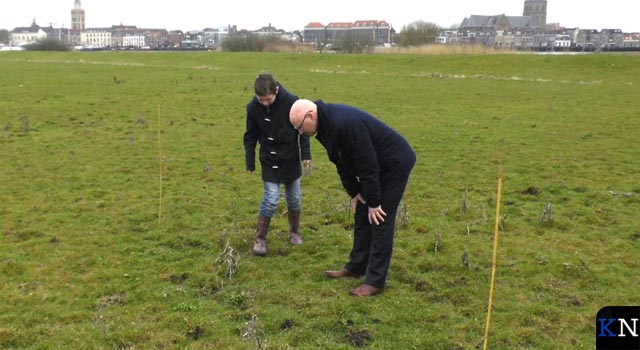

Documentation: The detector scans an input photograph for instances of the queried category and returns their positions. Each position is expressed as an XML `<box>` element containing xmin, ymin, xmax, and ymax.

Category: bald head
<box><xmin>290</xmin><ymin>99</ymin><xmax>318</xmax><ymax>136</ymax></box>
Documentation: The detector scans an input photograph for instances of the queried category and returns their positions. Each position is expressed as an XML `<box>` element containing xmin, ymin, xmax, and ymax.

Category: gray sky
<box><xmin>2</xmin><ymin>0</ymin><xmax>639</xmax><ymax>33</ymax></box>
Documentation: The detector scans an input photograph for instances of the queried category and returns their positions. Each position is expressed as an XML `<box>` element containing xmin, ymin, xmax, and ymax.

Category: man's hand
<box><xmin>351</xmin><ymin>193</ymin><xmax>366</xmax><ymax>212</ymax></box>
<box><xmin>368</xmin><ymin>206</ymin><xmax>387</xmax><ymax>226</ymax></box>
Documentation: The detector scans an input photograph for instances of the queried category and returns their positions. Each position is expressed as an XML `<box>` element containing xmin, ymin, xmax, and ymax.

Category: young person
<box><xmin>244</xmin><ymin>73</ymin><xmax>311</xmax><ymax>256</ymax></box>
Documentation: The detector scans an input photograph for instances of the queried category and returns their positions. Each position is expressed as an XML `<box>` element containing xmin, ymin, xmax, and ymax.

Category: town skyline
<box><xmin>1</xmin><ymin>0</ymin><xmax>639</xmax><ymax>33</ymax></box>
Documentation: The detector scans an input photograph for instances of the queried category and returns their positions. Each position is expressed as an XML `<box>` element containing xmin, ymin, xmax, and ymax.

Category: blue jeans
<box><xmin>259</xmin><ymin>178</ymin><xmax>302</xmax><ymax>217</ymax></box>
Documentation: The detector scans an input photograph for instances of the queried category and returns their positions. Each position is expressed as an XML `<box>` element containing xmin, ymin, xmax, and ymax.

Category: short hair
<box><xmin>254</xmin><ymin>72</ymin><xmax>278</xmax><ymax>96</ymax></box>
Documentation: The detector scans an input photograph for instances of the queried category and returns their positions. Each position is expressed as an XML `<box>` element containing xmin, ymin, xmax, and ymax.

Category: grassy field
<box><xmin>1</xmin><ymin>51</ymin><xmax>639</xmax><ymax>350</ymax></box>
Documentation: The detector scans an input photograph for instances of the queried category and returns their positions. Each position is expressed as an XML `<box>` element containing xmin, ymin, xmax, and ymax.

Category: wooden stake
<box><xmin>158</xmin><ymin>105</ymin><xmax>163</xmax><ymax>222</ymax></box>
<box><xmin>483</xmin><ymin>164</ymin><xmax>503</xmax><ymax>350</ymax></box>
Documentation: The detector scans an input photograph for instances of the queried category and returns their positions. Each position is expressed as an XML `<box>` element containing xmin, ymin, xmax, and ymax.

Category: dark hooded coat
<box><xmin>244</xmin><ymin>84</ymin><xmax>311</xmax><ymax>183</ymax></box>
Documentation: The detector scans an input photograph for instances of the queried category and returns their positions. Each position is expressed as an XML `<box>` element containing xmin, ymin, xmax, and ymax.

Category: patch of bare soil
<box><xmin>347</xmin><ymin>329</ymin><xmax>372</xmax><ymax>347</ymax></box>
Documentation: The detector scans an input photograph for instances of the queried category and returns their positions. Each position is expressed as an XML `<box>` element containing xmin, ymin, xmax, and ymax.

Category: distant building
<box><xmin>302</xmin><ymin>20</ymin><xmax>393</xmax><ymax>48</ymax></box>
<box><xmin>122</xmin><ymin>35</ymin><xmax>145</xmax><ymax>48</ymax></box>
<box><xmin>203</xmin><ymin>28</ymin><xmax>219</xmax><ymax>48</ymax></box>
<box><xmin>600</xmin><ymin>28</ymin><xmax>625</xmax><ymax>48</ymax></box>
<box><xmin>71</xmin><ymin>0</ymin><xmax>85</xmax><ymax>31</ymax></box>
<box><xmin>110</xmin><ymin>25</ymin><xmax>167</xmax><ymax>48</ymax></box>
<box><xmin>176</xmin><ymin>27</ymin><xmax>233</xmax><ymax>49</ymax></box>
<box><xmin>254</xmin><ymin>23</ymin><xmax>285</xmax><ymax>37</ymax></box>
<box><xmin>166</xmin><ymin>30</ymin><xmax>184</xmax><ymax>48</ymax></box>
<box><xmin>323</xmin><ymin>22</ymin><xmax>351</xmax><ymax>46</ymax></box>
<box><xmin>42</xmin><ymin>24</ymin><xmax>70</xmax><ymax>43</ymax></box>
<box><xmin>303</xmin><ymin>22</ymin><xmax>327</xmax><ymax>46</ymax></box>
<box><xmin>573</xmin><ymin>28</ymin><xmax>624</xmax><ymax>50</ymax></box>
<box><xmin>141</xmin><ymin>28</ymin><xmax>169</xmax><ymax>48</ymax></box>
<box><xmin>182</xmin><ymin>30</ymin><xmax>204</xmax><ymax>48</ymax></box>
<box><xmin>255</xmin><ymin>23</ymin><xmax>302</xmax><ymax>42</ymax></box>
<box><xmin>9</xmin><ymin>20</ymin><xmax>47</xmax><ymax>46</ymax></box>
<box><xmin>457</xmin><ymin>0</ymin><xmax>546</xmax><ymax>46</ymax></box>
<box><xmin>553</xmin><ymin>34</ymin><xmax>571</xmax><ymax>49</ymax></box>
<box><xmin>70</xmin><ymin>0</ymin><xmax>85</xmax><ymax>44</ymax></box>
<box><xmin>111</xmin><ymin>24</ymin><xmax>138</xmax><ymax>47</ymax></box>
<box><xmin>523</xmin><ymin>0</ymin><xmax>547</xmax><ymax>30</ymax></box>
<box><xmin>81</xmin><ymin>28</ymin><xmax>112</xmax><ymax>48</ymax></box>
<box><xmin>436</xmin><ymin>30</ymin><xmax>458</xmax><ymax>44</ymax></box>
<box><xmin>353</xmin><ymin>20</ymin><xmax>392</xmax><ymax>46</ymax></box>
<box><xmin>458</xmin><ymin>15</ymin><xmax>535</xmax><ymax>46</ymax></box>
<box><xmin>623</xmin><ymin>33</ymin><xmax>640</xmax><ymax>48</ymax></box>
<box><xmin>218</xmin><ymin>25</ymin><xmax>236</xmax><ymax>46</ymax></box>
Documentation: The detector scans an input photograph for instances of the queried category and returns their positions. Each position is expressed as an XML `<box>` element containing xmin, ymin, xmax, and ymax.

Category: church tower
<box><xmin>71</xmin><ymin>0</ymin><xmax>85</xmax><ymax>32</ymax></box>
<box><xmin>523</xmin><ymin>0</ymin><xmax>547</xmax><ymax>30</ymax></box>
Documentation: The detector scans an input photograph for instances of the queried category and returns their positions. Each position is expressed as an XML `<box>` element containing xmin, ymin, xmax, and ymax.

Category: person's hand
<box><xmin>303</xmin><ymin>160</ymin><xmax>312</xmax><ymax>176</ymax></box>
<box><xmin>368</xmin><ymin>206</ymin><xmax>387</xmax><ymax>226</ymax></box>
<box><xmin>351</xmin><ymin>193</ymin><xmax>366</xmax><ymax>212</ymax></box>
<box><xmin>247</xmin><ymin>170</ymin><xmax>254</xmax><ymax>175</ymax></box>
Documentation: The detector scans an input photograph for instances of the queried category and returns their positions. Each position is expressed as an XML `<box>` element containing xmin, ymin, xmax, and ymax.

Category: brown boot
<box><xmin>325</xmin><ymin>268</ymin><xmax>360</xmax><ymax>279</ymax></box>
<box><xmin>288</xmin><ymin>210</ymin><xmax>302</xmax><ymax>245</ymax></box>
<box><xmin>349</xmin><ymin>284</ymin><xmax>383</xmax><ymax>297</ymax></box>
<box><xmin>252</xmin><ymin>215</ymin><xmax>271</xmax><ymax>256</ymax></box>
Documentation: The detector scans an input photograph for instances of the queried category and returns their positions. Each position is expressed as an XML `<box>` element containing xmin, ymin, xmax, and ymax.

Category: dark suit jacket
<box><xmin>314</xmin><ymin>100</ymin><xmax>415</xmax><ymax>208</ymax></box>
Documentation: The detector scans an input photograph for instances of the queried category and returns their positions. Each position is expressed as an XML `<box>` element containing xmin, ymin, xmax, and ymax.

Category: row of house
<box><xmin>4</xmin><ymin>19</ymin><xmax>395</xmax><ymax>50</ymax></box>
<box><xmin>442</xmin><ymin>0</ymin><xmax>637</xmax><ymax>51</ymax></box>
<box><xmin>5</xmin><ymin>0</ymin><xmax>640</xmax><ymax>51</ymax></box>
<box><xmin>5</xmin><ymin>17</ymin><xmax>638</xmax><ymax>52</ymax></box>
<box><xmin>5</xmin><ymin>20</ymin><xmax>239</xmax><ymax>49</ymax></box>
<box><xmin>438</xmin><ymin>14</ymin><xmax>640</xmax><ymax>51</ymax></box>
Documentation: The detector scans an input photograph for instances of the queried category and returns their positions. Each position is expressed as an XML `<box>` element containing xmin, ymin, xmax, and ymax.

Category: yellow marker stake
<box><xmin>158</xmin><ymin>105</ymin><xmax>163</xmax><ymax>222</ymax></box>
<box><xmin>483</xmin><ymin>164</ymin><xmax>503</xmax><ymax>350</ymax></box>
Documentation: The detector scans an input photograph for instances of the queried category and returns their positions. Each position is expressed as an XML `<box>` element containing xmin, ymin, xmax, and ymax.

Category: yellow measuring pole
<box><xmin>157</xmin><ymin>105</ymin><xmax>163</xmax><ymax>222</ymax></box>
<box><xmin>483</xmin><ymin>164</ymin><xmax>503</xmax><ymax>350</ymax></box>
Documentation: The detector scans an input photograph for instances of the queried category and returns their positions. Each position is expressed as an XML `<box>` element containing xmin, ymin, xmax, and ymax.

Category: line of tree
<box><xmin>220</xmin><ymin>33</ymin><xmax>272</xmax><ymax>52</ymax></box>
<box><xmin>220</xmin><ymin>21</ymin><xmax>442</xmax><ymax>53</ymax></box>
<box><xmin>22</xmin><ymin>38</ymin><xmax>70</xmax><ymax>51</ymax></box>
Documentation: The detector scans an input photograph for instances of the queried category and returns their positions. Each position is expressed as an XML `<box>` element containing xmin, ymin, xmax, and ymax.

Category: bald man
<box><xmin>290</xmin><ymin>99</ymin><xmax>416</xmax><ymax>297</ymax></box>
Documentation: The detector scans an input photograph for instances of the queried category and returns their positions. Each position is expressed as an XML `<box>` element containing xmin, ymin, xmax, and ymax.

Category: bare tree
<box><xmin>0</xmin><ymin>29</ymin><xmax>9</xmax><ymax>44</ymax></box>
<box><xmin>398</xmin><ymin>21</ymin><xmax>441</xmax><ymax>47</ymax></box>
<box><xmin>335</xmin><ymin>31</ymin><xmax>374</xmax><ymax>53</ymax></box>
<box><xmin>23</xmin><ymin>38</ymin><xmax>70</xmax><ymax>51</ymax></box>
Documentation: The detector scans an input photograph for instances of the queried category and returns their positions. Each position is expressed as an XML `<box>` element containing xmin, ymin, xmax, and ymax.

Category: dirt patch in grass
<box><xmin>98</xmin><ymin>292</ymin><xmax>127</xmax><ymax>309</ymax></box>
<box><xmin>346</xmin><ymin>329</ymin><xmax>372</xmax><ymax>347</ymax></box>
<box><xmin>167</xmin><ymin>272</ymin><xmax>190</xmax><ymax>284</ymax></box>
<box><xmin>521</xmin><ymin>186</ymin><xmax>541</xmax><ymax>195</ymax></box>
<box><xmin>187</xmin><ymin>325</ymin><xmax>204</xmax><ymax>340</ymax></box>
<box><xmin>280</xmin><ymin>319</ymin><xmax>294</xmax><ymax>331</ymax></box>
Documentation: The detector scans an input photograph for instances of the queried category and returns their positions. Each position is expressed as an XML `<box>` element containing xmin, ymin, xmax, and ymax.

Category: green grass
<box><xmin>1</xmin><ymin>51</ymin><xmax>639</xmax><ymax>349</ymax></box>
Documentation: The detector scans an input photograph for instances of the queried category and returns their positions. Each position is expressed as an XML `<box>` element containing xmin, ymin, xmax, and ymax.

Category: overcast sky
<box><xmin>2</xmin><ymin>0</ymin><xmax>639</xmax><ymax>33</ymax></box>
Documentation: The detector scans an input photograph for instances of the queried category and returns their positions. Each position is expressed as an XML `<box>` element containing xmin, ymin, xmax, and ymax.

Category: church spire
<box><xmin>523</xmin><ymin>0</ymin><xmax>547</xmax><ymax>30</ymax></box>
<box><xmin>71</xmin><ymin>0</ymin><xmax>85</xmax><ymax>31</ymax></box>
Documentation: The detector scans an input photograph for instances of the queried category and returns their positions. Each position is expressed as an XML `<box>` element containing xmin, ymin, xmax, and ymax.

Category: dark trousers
<box><xmin>345</xmin><ymin>154</ymin><xmax>415</xmax><ymax>289</ymax></box>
